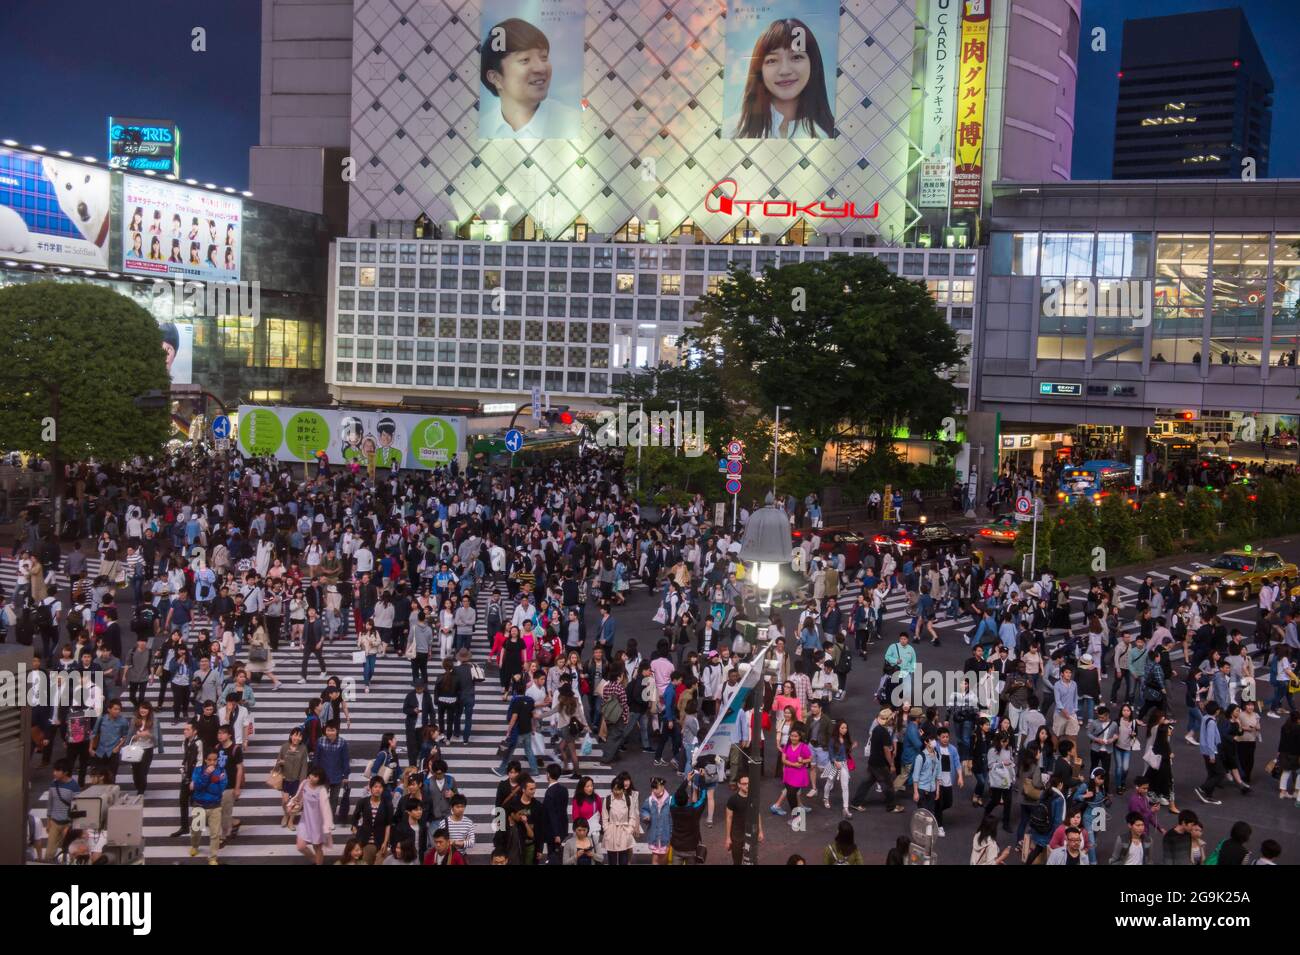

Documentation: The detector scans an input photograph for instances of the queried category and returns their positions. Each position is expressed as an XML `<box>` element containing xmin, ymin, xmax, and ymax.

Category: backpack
<box><xmin>1205</xmin><ymin>838</ymin><xmax>1226</xmax><ymax>866</ymax></box>
<box><xmin>601</xmin><ymin>693</ymin><xmax>623</xmax><ymax>726</ymax></box>
<box><xmin>1029</xmin><ymin>794</ymin><xmax>1055</xmax><ymax>835</ymax></box>
<box><xmin>34</xmin><ymin>602</ymin><xmax>54</xmax><ymax>630</ymax></box>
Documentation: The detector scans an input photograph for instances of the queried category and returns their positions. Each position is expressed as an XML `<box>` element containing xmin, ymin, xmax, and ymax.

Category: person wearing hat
<box><xmin>1076</xmin><ymin>652</ymin><xmax>1101</xmax><ymax>728</ymax></box>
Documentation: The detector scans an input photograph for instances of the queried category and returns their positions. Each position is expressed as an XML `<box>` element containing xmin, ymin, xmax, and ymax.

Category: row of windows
<box><xmin>334</xmin><ymin>363</ymin><xmax>610</xmax><ymax>393</ymax></box>
<box><xmin>336</xmin><ymin>242</ymin><xmax>979</xmax><ymax>277</ymax></box>
<box><xmin>335</xmin><ymin>339</ymin><xmax>611</xmax><ymax>368</ymax></box>
<box><xmin>335</xmin><ymin>315</ymin><xmax>614</xmax><ymax>342</ymax></box>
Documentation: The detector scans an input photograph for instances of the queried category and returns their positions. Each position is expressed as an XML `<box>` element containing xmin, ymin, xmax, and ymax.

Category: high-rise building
<box><xmin>1111</xmin><ymin>7</ymin><xmax>1272</xmax><ymax>180</ymax></box>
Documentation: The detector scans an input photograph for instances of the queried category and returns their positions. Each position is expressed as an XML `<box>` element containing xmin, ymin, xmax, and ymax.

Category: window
<box><xmin>593</xmin><ymin>273</ymin><xmax>612</xmax><ymax>294</ymax></box>
<box><xmin>441</xmin><ymin>245</ymin><xmax>459</xmax><ymax>264</ymax></box>
<box><xmin>549</xmin><ymin>247</ymin><xmax>568</xmax><ymax>268</ymax></box>
<box><xmin>1270</xmin><ymin>235</ymin><xmax>1300</xmax><ymax>372</ymax></box>
<box><xmin>1039</xmin><ymin>233</ymin><xmax>1094</xmax><ymax>277</ymax></box>
<box><xmin>375</xmin><ymin>364</ymin><xmax>392</xmax><ymax>384</ymax></box>
<box><xmin>527</xmin><ymin>246</ymin><xmax>546</xmax><ymax>267</ymax></box>
<box><xmin>459</xmin><ymin>342</ymin><xmax>477</xmax><ymax>363</ymax></box>
<box><xmin>337</xmin><ymin>313</ymin><xmax>354</xmax><ymax>335</ymax></box>
<box><xmin>572</xmin><ymin>248</ymin><xmax>590</xmax><ymax>269</ymax></box>
<box><xmin>1207</xmin><ymin>233</ymin><xmax>1268</xmax><ymax>368</ymax></box>
<box><xmin>460</xmin><ymin>318</ymin><xmax>479</xmax><ymax>339</ymax></box>
<box><xmin>547</xmin><ymin>345</ymin><xmax>564</xmax><ymax>367</ymax></box>
<box><xmin>357</xmin><ymin>315</ymin><xmax>374</xmax><ymax>335</ymax></box>
<box><xmin>547</xmin><ymin>321</ymin><xmax>566</xmax><ymax>342</ymax></box>
<box><xmin>379</xmin><ymin>267</ymin><xmax>396</xmax><ymax>287</ymax></box>
<box><xmin>400</xmin><ymin>244</ymin><xmax>417</xmax><ymax>264</ymax></box>
<box><xmin>547</xmin><ymin>296</ymin><xmax>566</xmax><ymax>317</ymax></box>
<box><xmin>356</xmin><ymin>339</ymin><xmax>374</xmax><ymax>360</ymax></box>
<box><xmin>416</xmin><ymin>366</ymin><xmax>433</xmax><ymax>386</ymax></box>
<box><xmin>336</xmin><ymin>338</ymin><xmax>353</xmax><ymax>358</ymax></box>
<box><xmin>417</xmin><ymin>341</ymin><xmax>435</xmax><ymax>362</ymax></box>
<box><xmin>616</xmin><ymin>273</ymin><xmax>635</xmax><ymax>293</ymax></box>
<box><xmin>395</xmin><ymin>364</ymin><xmax>412</xmax><ymax>384</ymax></box>
<box><xmin>708</xmin><ymin>251</ymin><xmax>729</xmax><ymax>271</ymax></box>
<box><xmin>548</xmin><ymin>272</ymin><xmax>567</xmax><ymax>292</ymax></box>
<box><xmin>481</xmin><ymin>343</ymin><xmax>499</xmax><ymax>364</ymax></box>
<box><xmin>417</xmin><ymin>317</ymin><xmax>435</xmax><ymax>338</ymax></box>
<box><xmin>355</xmin><ymin>363</ymin><xmax>372</xmax><ymax>382</ymax></box>
<box><xmin>686</xmin><ymin>250</ymin><xmax>706</xmax><ymax>271</ymax></box>
<box><xmin>437</xmin><ymin>367</ymin><xmax>454</xmax><ymax>386</ymax></box>
<box><xmin>336</xmin><ymin>362</ymin><xmax>352</xmax><ymax>382</ymax></box>
<box><xmin>570</xmin><ymin>273</ymin><xmax>589</xmax><ymax>294</ymax></box>
<box><xmin>437</xmin><ymin>342</ymin><xmax>455</xmax><ymax>362</ymax></box>
<box><xmin>377</xmin><ymin>315</ymin><xmax>394</xmax><ymax>336</ymax></box>
<box><xmin>903</xmin><ymin>253</ymin><xmax>924</xmax><ymax>276</ymax></box>
<box><xmin>927</xmin><ymin>254</ymin><xmax>950</xmax><ymax>276</ymax></box>
<box><xmin>504</xmin><ymin>271</ymin><xmax>522</xmax><ymax>291</ymax></box>
<box><xmin>461</xmin><ymin>293</ymin><xmax>480</xmax><ymax>314</ymax></box>
<box><xmin>592</xmin><ymin>298</ymin><xmax>611</xmax><ymax>319</ymax></box>
<box><xmin>338</xmin><ymin>267</ymin><xmax>356</xmax><ymax>287</ymax></box>
<box><xmin>954</xmin><ymin>253</ymin><xmax>976</xmax><ymax>276</ymax></box>
<box><xmin>570</xmin><ymin>297</ymin><xmax>588</xmax><ymax>318</ymax></box>
<box><xmin>338</xmin><ymin>291</ymin><xmax>355</xmax><ymax>310</ymax></box>
<box><xmin>376</xmin><ymin>339</ymin><xmax>393</xmax><ymax>360</ymax></box>
<box><xmin>660</xmin><ymin>300</ymin><xmax>680</xmax><ymax>321</ymax></box>
<box><xmin>339</xmin><ymin>243</ymin><xmax>356</xmax><ymax>263</ymax></box>
<box><xmin>527</xmin><ymin>271</ymin><xmax>545</xmax><ymax>292</ymax></box>
<box><xmin>359</xmin><ymin>267</ymin><xmax>376</xmax><ymax>287</ymax></box>
<box><xmin>1152</xmin><ymin>233</ymin><xmax>1210</xmax><ymax>365</ymax></box>
<box><xmin>399</xmin><ymin>268</ymin><xmax>416</xmax><ymax>288</ymax></box>
<box><xmin>525</xmin><ymin>295</ymin><xmax>544</xmax><ymax>316</ymax></box>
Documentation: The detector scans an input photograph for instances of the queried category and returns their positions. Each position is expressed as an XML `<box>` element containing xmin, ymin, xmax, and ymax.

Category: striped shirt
<box><xmin>445</xmin><ymin>816</ymin><xmax>476</xmax><ymax>851</ymax></box>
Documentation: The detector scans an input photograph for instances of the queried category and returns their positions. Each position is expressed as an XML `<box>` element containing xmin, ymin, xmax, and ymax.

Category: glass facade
<box><xmin>330</xmin><ymin>241</ymin><xmax>980</xmax><ymax>403</ymax></box>
<box><xmin>993</xmin><ymin>227</ymin><xmax>1299</xmax><ymax>373</ymax></box>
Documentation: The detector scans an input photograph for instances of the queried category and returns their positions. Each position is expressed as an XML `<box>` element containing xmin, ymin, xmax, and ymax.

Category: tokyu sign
<box><xmin>705</xmin><ymin>180</ymin><xmax>878</xmax><ymax>220</ymax></box>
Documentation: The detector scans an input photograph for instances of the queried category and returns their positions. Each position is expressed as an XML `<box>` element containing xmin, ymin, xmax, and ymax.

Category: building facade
<box><xmin>1112</xmin><ymin>7</ymin><xmax>1273</xmax><ymax>180</ymax></box>
<box><xmin>327</xmin><ymin>237</ymin><xmax>978</xmax><ymax>407</ymax></box>
<box><xmin>0</xmin><ymin>144</ymin><xmax>330</xmax><ymax>411</ymax></box>
<box><xmin>976</xmin><ymin>178</ymin><xmax>1300</xmax><ymax>429</ymax></box>
<box><xmin>316</xmin><ymin>0</ymin><xmax>1075</xmax><ymax>408</ymax></box>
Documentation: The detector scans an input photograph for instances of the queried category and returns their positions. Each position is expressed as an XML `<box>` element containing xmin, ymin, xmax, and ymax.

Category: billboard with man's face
<box><xmin>478</xmin><ymin>0</ymin><xmax>585</xmax><ymax>140</ymax></box>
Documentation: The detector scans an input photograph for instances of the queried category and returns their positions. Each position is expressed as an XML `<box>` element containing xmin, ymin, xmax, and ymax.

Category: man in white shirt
<box><xmin>479</xmin><ymin>19</ymin><xmax>579</xmax><ymax>140</ymax></box>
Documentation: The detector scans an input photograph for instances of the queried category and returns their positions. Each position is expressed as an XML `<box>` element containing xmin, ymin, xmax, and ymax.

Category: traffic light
<box><xmin>542</xmin><ymin>406</ymin><xmax>573</xmax><ymax>428</ymax></box>
<box><xmin>1181</xmin><ymin>410</ymin><xmax>1196</xmax><ymax>421</ymax></box>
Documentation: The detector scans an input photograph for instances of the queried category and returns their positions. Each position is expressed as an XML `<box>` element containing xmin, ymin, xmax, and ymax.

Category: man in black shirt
<box><xmin>503</xmin><ymin>774</ymin><xmax>542</xmax><ymax>864</ymax></box>
<box><xmin>561</xmin><ymin>572</ymin><xmax>585</xmax><ymax>647</ymax></box>
<box><xmin>214</xmin><ymin>724</ymin><xmax>244</xmax><ymax>844</ymax></box>
<box><xmin>402</xmin><ymin>682</ymin><xmax>434</xmax><ymax>767</ymax></box>
<box><xmin>351</xmin><ymin>775</ymin><xmax>394</xmax><ymax>864</ymax></box>
<box><xmin>724</xmin><ymin>774</ymin><xmax>763</xmax><ymax>864</ymax></box>
<box><xmin>194</xmin><ymin>700</ymin><xmax>220</xmax><ymax>755</ymax></box>
<box><xmin>493</xmin><ymin>690</ymin><xmax>538</xmax><ymax>775</ymax></box>
<box><xmin>851</xmin><ymin>709</ymin><xmax>904</xmax><ymax>813</ymax></box>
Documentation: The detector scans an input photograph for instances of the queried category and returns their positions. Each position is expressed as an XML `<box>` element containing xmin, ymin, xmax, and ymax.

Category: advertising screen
<box><xmin>0</xmin><ymin>147</ymin><xmax>111</xmax><ymax>268</ymax></box>
<box><xmin>159</xmin><ymin>320</ymin><xmax>194</xmax><ymax>385</ymax></box>
<box><xmin>721</xmin><ymin>0</ymin><xmax>839</xmax><ymax>140</ymax></box>
<box><xmin>237</xmin><ymin>405</ymin><xmax>467</xmax><ymax>471</ymax></box>
<box><xmin>121</xmin><ymin>177</ymin><xmax>242</xmax><ymax>282</ymax></box>
<box><xmin>951</xmin><ymin>0</ymin><xmax>990</xmax><ymax>210</ymax></box>
<box><xmin>478</xmin><ymin>0</ymin><xmax>585</xmax><ymax>140</ymax></box>
<box><xmin>108</xmin><ymin>117</ymin><xmax>181</xmax><ymax>176</ymax></box>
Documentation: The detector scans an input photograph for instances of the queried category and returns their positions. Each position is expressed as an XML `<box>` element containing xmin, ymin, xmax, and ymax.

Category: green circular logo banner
<box><xmin>410</xmin><ymin>416</ymin><xmax>458</xmax><ymax>467</ymax></box>
<box><xmin>238</xmin><ymin>408</ymin><xmax>283</xmax><ymax>456</ymax></box>
<box><xmin>285</xmin><ymin>411</ymin><xmax>330</xmax><ymax>460</ymax></box>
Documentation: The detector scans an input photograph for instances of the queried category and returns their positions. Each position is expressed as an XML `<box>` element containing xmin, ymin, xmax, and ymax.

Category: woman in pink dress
<box><xmin>771</xmin><ymin>727</ymin><xmax>814</xmax><ymax>823</ymax></box>
<box><xmin>291</xmin><ymin>767</ymin><xmax>334</xmax><ymax>864</ymax></box>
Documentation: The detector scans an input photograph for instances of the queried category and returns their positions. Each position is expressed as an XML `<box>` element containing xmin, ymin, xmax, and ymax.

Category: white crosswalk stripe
<box><xmin>32</xmin><ymin>575</ymin><xmax>626</xmax><ymax>861</ymax></box>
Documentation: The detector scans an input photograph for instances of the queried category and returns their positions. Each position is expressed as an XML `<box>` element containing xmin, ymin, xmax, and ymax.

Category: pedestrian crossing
<box><xmin>31</xmin><ymin>574</ymin><xmax>624</xmax><ymax>863</ymax></box>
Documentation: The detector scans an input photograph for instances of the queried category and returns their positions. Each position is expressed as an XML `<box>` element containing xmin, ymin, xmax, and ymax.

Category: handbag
<box><xmin>1142</xmin><ymin>749</ymin><xmax>1162</xmax><ymax>771</ymax></box>
<box><xmin>405</xmin><ymin>639</ymin><xmax>418</xmax><ymax>660</ymax></box>
<box><xmin>470</xmin><ymin>663</ymin><xmax>486</xmax><ymax>682</ymax></box>
<box><xmin>267</xmin><ymin>767</ymin><xmax>285</xmax><ymax>791</ymax></box>
<box><xmin>652</xmin><ymin>606</ymin><xmax>668</xmax><ymax>625</ymax></box>
<box><xmin>250</xmin><ymin>646</ymin><xmax>269</xmax><ymax>663</ymax></box>
<box><xmin>120</xmin><ymin>742</ymin><xmax>146</xmax><ymax>764</ymax></box>
<box><xmin>351</xmin><ymin>650</ymin><xmax>366</xmax><ymax>664</ymax></box>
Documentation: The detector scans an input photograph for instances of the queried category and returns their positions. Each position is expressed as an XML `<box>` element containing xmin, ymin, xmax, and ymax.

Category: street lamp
<box><xmin>741</xmin><ymin>505</ymin><xmax>792</xmax><ymax>609</ymax></box>
<box><xmin>772</xmin><ymin>405</ymin><xmax>792</xmax><ymax>499</ymax></box>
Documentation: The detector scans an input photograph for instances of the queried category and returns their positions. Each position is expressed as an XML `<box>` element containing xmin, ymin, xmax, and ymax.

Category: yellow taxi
<box><xmin>1189</xmin><ymin>548</ymin><xmax>1296</xmax><ymax>602</ymax></box>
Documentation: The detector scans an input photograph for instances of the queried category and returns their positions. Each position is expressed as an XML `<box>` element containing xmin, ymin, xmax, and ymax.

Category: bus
<box><xmin>1152</xmin><ymin>435</ymin><xmax>1198</xmax><ymax>468</ymax></box>
<box><xmin>1057</xmin><ymin>459</ymin><xmax>1135</xmax><ymax>505</ymax></box>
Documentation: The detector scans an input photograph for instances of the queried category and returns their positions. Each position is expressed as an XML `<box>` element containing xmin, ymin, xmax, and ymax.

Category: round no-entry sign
<box><xmin>727</xmin><ymin>440</ymin><xmax>743</xmax><ymax>456</ymax></box>
<box><xmin>725</xmin><ymin>478</ymin><xmax>742</xmax><ymax>495</ymax></box>
<box><xmin>1015</xmin><ymin>495</ymin><xmax>1031</xmax><ymax>515</ymax></box>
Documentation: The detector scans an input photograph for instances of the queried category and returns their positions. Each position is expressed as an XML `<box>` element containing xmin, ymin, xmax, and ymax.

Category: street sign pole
<box><xmin>1029</xmin><ymin>499</ymin><xmax>1041</xmax><ymax>579</ymax></box>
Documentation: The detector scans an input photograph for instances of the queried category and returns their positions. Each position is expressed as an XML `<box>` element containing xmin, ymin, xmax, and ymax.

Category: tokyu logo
<box><xmin>704</xmin><ymin>179</ymin><xmax>878</xmax><ymax>220</ymax></box>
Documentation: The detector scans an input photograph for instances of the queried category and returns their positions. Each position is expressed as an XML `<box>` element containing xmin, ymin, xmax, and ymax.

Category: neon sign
<box><xmin>704</xmin><ymin>179</ymin><xmax>878</xmax><ymax>219</ymax></box>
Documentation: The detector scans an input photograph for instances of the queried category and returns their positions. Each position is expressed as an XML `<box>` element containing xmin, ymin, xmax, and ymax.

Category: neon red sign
<box><xmin>704</xmin><ymin>179</ymin><xmax>878</xmax><ymax>220</ymax></box>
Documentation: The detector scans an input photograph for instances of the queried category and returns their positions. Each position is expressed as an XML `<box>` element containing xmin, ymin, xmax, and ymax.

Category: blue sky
<box><xmin>0</xmin><ymin>0</ymin><xmax>1295</xmax><ymax>189</ymax></box>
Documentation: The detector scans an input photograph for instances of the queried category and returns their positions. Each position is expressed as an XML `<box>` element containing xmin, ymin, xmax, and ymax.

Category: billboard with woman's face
<box><xmin>722</xmin><ymin>0</ymin><xmax>839</xmax><ymax>140</ymax></box>
<box><xmin>478</xmin><ymin>0</ymin><xmax>584</xmax><ymax>140</ymax></box>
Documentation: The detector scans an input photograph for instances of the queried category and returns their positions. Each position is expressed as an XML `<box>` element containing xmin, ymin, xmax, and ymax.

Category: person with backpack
<box><xmin>597</xmin><ymin>669</ymin><xmax>631</xmax><ymax>765</ymax></box>
<box><xmin>1024</xmin><ymin>774</ymin><xmax>1066</xmax><ymax>865</ymax></box>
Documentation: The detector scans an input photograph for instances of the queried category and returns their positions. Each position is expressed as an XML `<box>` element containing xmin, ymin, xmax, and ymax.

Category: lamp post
<box><xmin>772</xmin><ymin>405</ymin><xmax>791</xmax><ymax>499</ymax></box>
<box><xmin>739</xmin><ymin>505</ymin><xmax>792</xmax><ymax>864</ymax></box>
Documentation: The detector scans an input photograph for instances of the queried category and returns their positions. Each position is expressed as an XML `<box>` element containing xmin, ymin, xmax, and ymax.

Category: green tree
<box><xmin>1097</xmin><ymin>493</ymin><xmax>1137</xmax><ymax>567</ymax></box>
<box><xmin>1049</xmin><ymin>503</ymin><xmax>1100</xmax><ymax>577</ymax></box>
<box><xmin>603</xmin><ymin>357</ymin><xmax>730</xmax><ymax>450</ymax></box>
<box><xmin>1220</xmin><ymin>484</ymin><xmax>1254</xmax><ymax>539</ymax></box>
<box><xmin>1138</xmin><ymin>494</ymin><xmax>1177</xmax><ymax>556</ymax></box>
<box><xmin>1253</xmin><ymin>477</ymin><xmax>1284</xmax><ymax>536</ymax></box>
<box><xmin>0</xmin><ymin>282</ymin><xmax>171</xmax><ymax>519</ymax></box>
<box><xmin>682</xmin><ymin>254</ymin><xmax>967</xmax><ymax>470</ymax></box>
<box><xmin>1183</xmin><ymin>486</ymin><xmax>1219</xmax><ymax>545</ymax></box>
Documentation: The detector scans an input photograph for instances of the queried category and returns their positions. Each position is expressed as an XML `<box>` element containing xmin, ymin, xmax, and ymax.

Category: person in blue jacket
<box><xmin>189</xmin><ymin>749</ymin><xmax>227</xmax><ymax>863</ymax></box>
<box><xmin>1026</xmin><ymin>775</ymin><xmax>1067</xmax><ymax>865</ymax></box>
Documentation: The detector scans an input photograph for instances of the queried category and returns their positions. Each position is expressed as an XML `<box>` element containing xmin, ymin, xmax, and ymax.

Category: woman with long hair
<box><xmin>603</xmin><ymin>771</ymin><xmax>640</xmax><ymax>866</ymax></box>
<box><xmin>126</xmin><ymin>701</ymin><xmax>162</xmax><ymax>796</ymax></box>
<box><xmin>824</xmin><ymin>819</ymin><xmax>863</xmax><ymax>865</ymax></box>
<box><xmin>970</xmin><ymin>813</ymin><xmax>1011</xmax><ymax>864</ymax></box>
<box><xmin>823</xmin><ymin>719</ymin><xmax>854</xmax><ymax>818</ymax></box>
<box><xmin>1114</xmin><ymin>702</ymin><xmax>1141</xmax><ymax>794</ymax></box>
<box><xmin>733</xmin><ymin>19</ymin><xmax>834</xmax><ymax>139</ymax></box>
<box><xmin>1142</xmin><ymin>709</ymin><xmax>1179</xmax><ymax>814</ymax></box>
<box><xmin>290</xmin><ymin>767</ymin><xmax>334</xmax><ymax>864</ymax></box>
<box><xmin>274</xmin><ymin>726</ymin><xmax>309</xmax><ymax>829</ymax></box>
<box><xmin>985</xmin><ymin>731</ymin><xmax>1016</xmax><ymax>831</ymax></box>
<box><xmin>572</xmin><ymin>775</ymin><xmax>602</xmax><ymax>839</ymax></box>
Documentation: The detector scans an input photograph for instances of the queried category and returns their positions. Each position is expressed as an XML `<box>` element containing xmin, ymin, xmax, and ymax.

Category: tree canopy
<box><xmin>0</xmin><ymin>281</ymin><xmax>171</xmax><ymax>463</ymax></box>
<box><xmin>680</xmin><ymin>253</ymin><xmax>967</xmax><ymax>463</ymax></box>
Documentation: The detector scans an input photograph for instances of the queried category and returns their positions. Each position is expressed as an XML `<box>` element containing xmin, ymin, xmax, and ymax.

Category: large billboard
<box><xmin>121</xmin><ymin>178</ymin><xmax>242</xmax><ymax>282</ymax></box>
<box><xmin>237</xmin><ymin>405</ymin><xmax>467</xmax><ymax>471</ymax></box>
<box><xmin>0</xmin><ymin>147</ymin><xmax>111</xmax><ymax>269</ymax></box>
<box><xmin>951</xmin><ymin>0</ymin><xmax>990</xmax><ymax>210</ymax></box>
<box><xmin>721</xmin><ymin>0</ymin><xmax>839</xmax><ymax>140</ymax></box>
<box><xmin>918</xmin><ymin>0</ymin><xmax>958</xmax><ymax>208</ymax></box>
<box><xmin>108</xmin><ymin>117</ymin><xmax>181</xmax><ymax>176</ymax></box>
<box><xmin>159</xmin><ymin>320</ymin><xmax>194</xmax><ymax>386</ymax></box>
<box><xmin>477</xmin><ymin>0</ymin><xmax>585</xmax><ymax>140</ymax></box>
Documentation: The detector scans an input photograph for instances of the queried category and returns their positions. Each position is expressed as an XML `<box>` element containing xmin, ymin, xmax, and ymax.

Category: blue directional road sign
<box><xmin>504</xmin><ymin>429</ymin><xmax>525</xmax><ymax>454</ymax></box>
<box><xmin>211</xmin><ymin>415</ymin><xmax>231</xmax><ymax>439</ymax></box>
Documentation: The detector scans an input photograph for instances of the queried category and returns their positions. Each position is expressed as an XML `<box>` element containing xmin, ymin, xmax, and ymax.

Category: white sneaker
<box><xmin>1267</xmin><ymin>711</ymin><xmax>1281</xmax><ymax>719</ymax></box>
<box><xmin>937</xmin><ymin>826</ymin><xmax>946</xmax><ymax>837</ymax></box>
<box><xmin>296</xmin><ymin>678</ymin><xmax>306</xmax><ymax>684</ymax></box>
